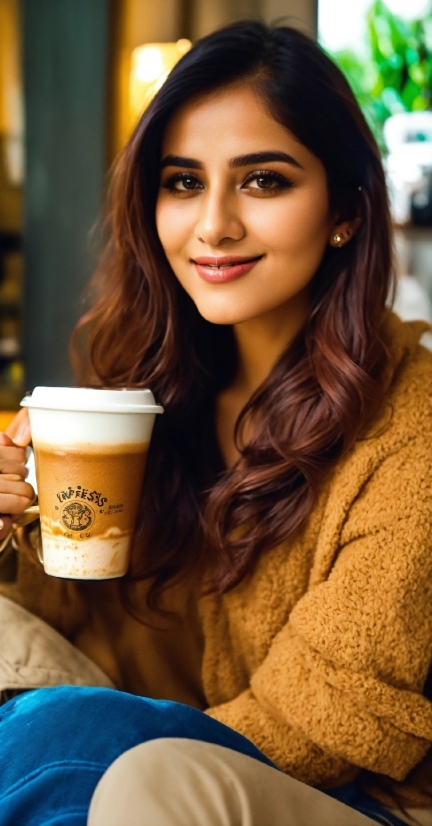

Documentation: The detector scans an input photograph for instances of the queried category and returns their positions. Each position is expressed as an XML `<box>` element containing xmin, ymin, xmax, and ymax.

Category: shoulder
<box><xmin>306</xmin><ymin>317</ymin><xmax>432</xmax><ymax>587</ymax></box>
<box><xmin>383</xmin><ymin>314</ymin><xmax>432</xmax><ymax>427</ymax></box>
<box><xmin>361</xmin><ymin>314</ymin><xmax>432</xmax><ymax>459</ymax></box>
<box><xmin>320</xmin><ymin>316</ymin><xmax>432</xmax><ymax>545</ymax></box>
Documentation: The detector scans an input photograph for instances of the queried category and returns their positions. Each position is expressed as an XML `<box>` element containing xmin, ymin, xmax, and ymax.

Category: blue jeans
<box><xmin>0</xmin><ymin>686</ymin><xmax>406</xmax><ymax>826</ymax></box>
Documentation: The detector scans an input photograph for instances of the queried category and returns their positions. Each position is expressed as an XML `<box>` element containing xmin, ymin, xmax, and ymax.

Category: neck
<box><xmin>233</xmin><ymin>291</ymin><xmax>309</xmax><ymax>395</ymax></box>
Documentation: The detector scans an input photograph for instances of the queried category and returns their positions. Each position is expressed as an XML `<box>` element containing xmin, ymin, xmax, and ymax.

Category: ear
<box><xmin>329</xmin><ymin>216</ymin><xmax>362</xmax><ymax>248</ymax></box>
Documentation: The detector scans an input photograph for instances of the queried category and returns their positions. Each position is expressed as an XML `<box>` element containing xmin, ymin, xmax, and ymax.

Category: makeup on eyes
<box><xmin>243</xmin><ymin>170</ymin><xmax>294</xmax><ymax>191</ymax></box>
<box><xmin>161</xmin><ymin>169</ymin><xmax>294</xmax><ymax>194</ymax></box>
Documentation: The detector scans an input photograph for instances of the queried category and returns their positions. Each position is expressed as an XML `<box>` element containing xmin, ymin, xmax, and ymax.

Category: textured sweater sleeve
<box><xmin>207</xmin><ymin>432</ymin><xmax>432</xmax><ymax>786</ymax></box>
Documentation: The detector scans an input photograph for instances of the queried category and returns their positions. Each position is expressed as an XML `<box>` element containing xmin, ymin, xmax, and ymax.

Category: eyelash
<box><xmin>161</xmin><ymin>169</ymin><xmax>294</xmax><ymax>194</ymax></box>
<box><xmin>161</xmin><ymin>172</ymin><xmax>202</xmax><ymax>192</ymax></box>
<box><xmin>244</xmin><ymin>169</ymin><xmax>293</xmax><ymax>192</ymax></box>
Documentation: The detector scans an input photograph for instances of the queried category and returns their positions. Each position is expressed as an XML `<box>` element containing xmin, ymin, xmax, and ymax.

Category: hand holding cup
<box><xmin>0</xmin><ymin>412</ymin><xmax>35</xmax><ymax>540</ymax></box>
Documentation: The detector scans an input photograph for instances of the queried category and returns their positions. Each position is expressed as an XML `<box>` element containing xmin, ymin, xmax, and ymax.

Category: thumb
<box><xmin>5</xmin><ymin>408</ymin><xmax>31</xmax><ymax>447</ymax></box>
<box><xmin>0</xmin><ymin>432</ymin><xmax>16</xmax><ymax>447</ymax></box>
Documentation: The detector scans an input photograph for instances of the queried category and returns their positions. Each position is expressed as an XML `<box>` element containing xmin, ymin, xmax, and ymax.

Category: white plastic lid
<box><xmin>21</xmin><ymin>386</ymin><xmax>164</xmax><ymax>415</ymax></box>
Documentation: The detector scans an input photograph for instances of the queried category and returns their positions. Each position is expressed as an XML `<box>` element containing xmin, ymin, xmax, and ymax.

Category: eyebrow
<box><xmin>160</xmin><ymin>150</ymin><xmax>304</xmax><ymax>170</ymax></box>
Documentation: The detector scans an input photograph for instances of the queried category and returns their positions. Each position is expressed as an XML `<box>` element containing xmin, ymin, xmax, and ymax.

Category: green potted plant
<box><xmin>330</xmin><ymin>0</ymin><xmax>432</xmax><ymax>147</ymax></box>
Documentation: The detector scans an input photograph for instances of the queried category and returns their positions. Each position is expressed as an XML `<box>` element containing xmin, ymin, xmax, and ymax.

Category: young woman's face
<box><xmin>156</xmin><ymin>83</ymin><xmax>334</xmax><ymax>326</ymax></box>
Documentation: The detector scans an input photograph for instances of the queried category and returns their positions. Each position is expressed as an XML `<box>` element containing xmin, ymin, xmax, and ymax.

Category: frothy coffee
<box><xmin>21</xmin><ymin>387</ymin><xmax>163</xmax><ymax>580</ymax></box>
<box><xmin>34</xmin><ymin>443</ymin><xmax>148</xmax><ymax>578</ymax></box>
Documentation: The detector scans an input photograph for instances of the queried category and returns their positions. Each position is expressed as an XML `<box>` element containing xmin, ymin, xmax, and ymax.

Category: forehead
<box><xmin>161</xmin><ymin>83</ymin><xmax>311</xmax><ymax>165</ymax></box>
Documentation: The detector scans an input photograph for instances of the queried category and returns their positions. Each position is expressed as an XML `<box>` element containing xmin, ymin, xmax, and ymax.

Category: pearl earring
<box><xmin>333</xmin><ymin>233</ymin><xmax>343</xmax><ymax>246</ymax></box>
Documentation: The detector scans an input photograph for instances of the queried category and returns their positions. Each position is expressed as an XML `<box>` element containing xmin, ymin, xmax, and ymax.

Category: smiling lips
<box><xmin>192</xmin><ymin>255</ymin><xmax>263</xmax><ymax>283</ymax></box>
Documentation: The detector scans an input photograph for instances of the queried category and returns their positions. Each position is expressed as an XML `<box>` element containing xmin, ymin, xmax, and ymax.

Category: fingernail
<box><xmin>14</xmin><ymin>425</ymin><xmax>29</xmax><ymax>446</ymax></box>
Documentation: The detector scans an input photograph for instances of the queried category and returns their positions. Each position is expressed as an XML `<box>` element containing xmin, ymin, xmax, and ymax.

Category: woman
<box><xmin>0</xmin><ymin>20</ymin><xmax>430</xmax><ymax>826</ymax></box>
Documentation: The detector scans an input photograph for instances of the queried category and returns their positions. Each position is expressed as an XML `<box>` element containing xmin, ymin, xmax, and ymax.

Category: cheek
<box><xmin>155</xmin><ymin>198</ymin><xmax>194</xmax><ymax>261</ymax></box>
<box><xmin>155</xmin><ymin>199</ymin><xmax>174</xmax><ymax>257</ymax></box>
<box><xmin>247</xmin><ymin>189</ymin><xmax>331</xmax><ymax>256</ymax></box>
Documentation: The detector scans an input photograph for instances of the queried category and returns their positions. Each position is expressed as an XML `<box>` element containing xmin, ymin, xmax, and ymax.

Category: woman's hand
<box><xmin>5</xmin><ymin>407</ymin><xmax>31</xmax><ymax>447</ymax></box>
<box><xmin>0</xmin><ymin>410</ymin><xmax>34</xmax><ymax>540</ymax></box>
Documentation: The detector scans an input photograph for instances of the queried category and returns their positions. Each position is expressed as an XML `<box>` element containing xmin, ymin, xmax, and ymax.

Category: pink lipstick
<box><xmin>192</xmin><ymin>255</ymin><xmax>263</xmax><ymax>283</ymax></box>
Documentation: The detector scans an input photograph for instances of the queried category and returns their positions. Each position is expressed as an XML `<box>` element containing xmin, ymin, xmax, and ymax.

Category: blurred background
<box><xmin>0</xmin><ymin>0</ymin><xmax>430</xmax><ymax>422</ymax></box>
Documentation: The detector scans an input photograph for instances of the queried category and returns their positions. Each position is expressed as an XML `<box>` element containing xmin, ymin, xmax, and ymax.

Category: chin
<box><xmin>194</xmin><ymin>300</ymin><xmax>250</xmax><ymax>326</ymax></box>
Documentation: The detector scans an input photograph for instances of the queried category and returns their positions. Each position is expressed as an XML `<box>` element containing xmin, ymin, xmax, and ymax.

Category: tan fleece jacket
<box><xmin>0</xmin><ymin>314</ymin><xmax>431</xmax><ymax>799</ymax></box>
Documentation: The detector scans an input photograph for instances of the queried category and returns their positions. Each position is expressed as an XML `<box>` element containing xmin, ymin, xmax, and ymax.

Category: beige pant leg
<box><xmin>87</xmin><ymin>737</ymin><xmax>380</xmax><ymax>826</ymax></box>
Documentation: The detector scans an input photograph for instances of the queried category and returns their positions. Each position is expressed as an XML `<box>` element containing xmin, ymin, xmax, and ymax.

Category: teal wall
<box><xmin>22</xmin><ymin>0</ymin><xmax>110</xmax><ymax>387</ymax></box>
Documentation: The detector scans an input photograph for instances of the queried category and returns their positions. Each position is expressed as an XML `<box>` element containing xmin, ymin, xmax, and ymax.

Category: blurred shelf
<box><xmin>400</xmin><ymin>224</ymin><xmax>432</xmax><ymax>304</ymax></box>
<box><xmin>0</xmin><ymin>298</ymin><xmax>21</xmax><ymax>314</ymax></box>
<box><xmin>0</xmin><ymin>337</ymin><xmax>20</xmax><ymax>358</ymax></box>
<box><xmin>0</xmin><ymin>357</ymin><xmax>24</xmax><ymax>410</ymax></box>
<box><xmin>404</xmin><ymin>225</ymin><xmax>432</xmax><ymax>239</ymax></box>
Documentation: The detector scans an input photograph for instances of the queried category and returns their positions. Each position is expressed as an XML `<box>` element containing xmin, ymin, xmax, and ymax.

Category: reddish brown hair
<box><xmin>72</xmin><ymin>21</ymin><xmax>394</xmax><ymax>605</ymax></box>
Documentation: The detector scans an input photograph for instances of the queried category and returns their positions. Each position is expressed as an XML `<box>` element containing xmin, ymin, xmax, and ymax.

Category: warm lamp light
<box><xmin>129</xmin><ymin>39</ymin><xmax>191</xmax><ymax>126</ymax></box>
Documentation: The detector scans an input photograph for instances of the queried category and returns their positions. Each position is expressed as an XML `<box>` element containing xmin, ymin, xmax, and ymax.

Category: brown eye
<box><xmin>162</xmin><ymin>172</ymin><xmax>203</xmax><ymax>192</ymax></box>
<box><xmin>180</xmin><ymin>176</ymin><xmax>199</xmax><ymax>190</ymax></box>
<box><xmin>243</xmin><ymin>170</ymin><xmax>293</xmax><ymax>192</ymax></box>
<box><xmin>255</xmin><ymin>176</ymin><xmax>274</xmax><ymax>189</ymax></box>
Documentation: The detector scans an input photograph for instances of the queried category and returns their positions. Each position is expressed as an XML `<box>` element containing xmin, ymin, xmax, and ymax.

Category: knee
<box><xmin>88</xmin><ymin>737</ymin><xmax>253</xmax><ymax>826</ymax></box>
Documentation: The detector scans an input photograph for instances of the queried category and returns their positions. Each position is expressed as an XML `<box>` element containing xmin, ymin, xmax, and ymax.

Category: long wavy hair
<box><xmin>72</xmin><ymin>21</ymin><xmax>394</xmax><ymax>607</ymax></box>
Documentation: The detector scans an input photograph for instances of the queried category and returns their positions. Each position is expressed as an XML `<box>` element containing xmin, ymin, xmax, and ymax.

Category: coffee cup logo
<box><xmin>61</xmin><ymin>500</ymin><xmax>94</xmax><ymax>532</ymax></box>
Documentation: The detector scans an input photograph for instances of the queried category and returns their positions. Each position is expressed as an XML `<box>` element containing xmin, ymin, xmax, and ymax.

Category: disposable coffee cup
<box><xmin>20</xmin><ymin>387</ymin><xmax>163</xmax><ymax>580</ymax></box>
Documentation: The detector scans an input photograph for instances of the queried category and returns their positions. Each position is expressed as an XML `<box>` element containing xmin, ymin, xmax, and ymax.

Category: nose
<box><xmin>195</xmin><ymin>187</ymin><xmax>245</xmax><ymax>246</ymax></box>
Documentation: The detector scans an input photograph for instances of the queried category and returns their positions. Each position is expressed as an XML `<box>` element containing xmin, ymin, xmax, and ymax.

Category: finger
<box><xmin>0</xmin><ymin>515</ymin><xmax>12</xmax><ymax>541</ymax></box>
<box><xmin>0</xmin><ymin>482</ymin><xmax>36</xmax><ymax>513</ymax></box>
<box><xmin>0</xmin><ymin>471</ymin><xmax>29</xmax><ymax>482</ymax></box>
<box><xmin>0</xmin><ymin>478</ymin><xmax>35</xmax><ymax>497</ymax></box>
<box><xmin>0</xmin><ymin>494</ymin><xmax>35</xmax><ymax>515</ymax></box>
<box><xmin>0</xmin><ymin>434</ymin><xmax>27</xmax><ymax>466</ymax></box>
<box><xmin>5</xmin><ymin>409</ymin><xmax>31</xmax><ymax>447</ymax></box>
<box><xmin>0</xmin><ymin>452</ymin><xmax>29</xmax><ymax>472</ymax></box>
